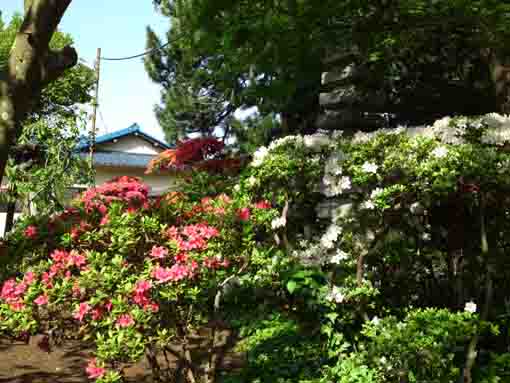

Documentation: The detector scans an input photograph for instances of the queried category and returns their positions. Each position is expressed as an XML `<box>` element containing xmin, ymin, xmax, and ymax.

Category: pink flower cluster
<box><xmin>132</xmin><ymin>280</ymin><xmax>159</xmax><ymax>312</ymax></box>
<box><xmin>24</xmin><ymin>225</ymin><xmax>38</xmax><ymax>239</ymax></box>
<box><xmin>151</xmin><ymin>264</ymin><xmax>194</xmax><ymax>283</ymax></box>
<box><xmin>80</xmin><ymin>176</ymin><xmax>150</xmax><ymax>214</ymax></box>
<box><xmin>237</xmin><ymin>200</ymin><xmax>271</xmax><ymax>222</ymax></box>
<box><xmin>116</xmin><ymin>313</ymin><xmax>135</xmax><ymax>328</ymax></box>
<box><xmin>203</xmin><ymin>256</ymin><xmax>230</xmax><ymax>270</ymax></box>
<box><xmin>41</xmin><ymin>250</ymin><xmax>87</xmax><ymax>287</ymax></box>
<box><xmin>86</xmin><ymin>358</ymin><xmax>106</xmax><ymax>379</ymax></box>
<box><xmin>165</xmin><ymin>223</ymin><xmax>220</xmax><ymax>253</ymax></box>
<box><xmin>200</xmin><ymin>194</ymin><xmax>232</xmax><ymax>215</ymax></box>
<box><xmin>0</xmin><ymin>279</ymin><xmax>28</xmax><ymax>311</ymax></box>
<box><xmin>0</xmin><ymin>271</ymin><xmax>38</xmax><ymax>310</ymax></box>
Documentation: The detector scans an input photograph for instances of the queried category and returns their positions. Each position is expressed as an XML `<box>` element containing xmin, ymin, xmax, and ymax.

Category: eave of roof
<box><xmin>77</xmin><ymin>123</ymin><xmax>173</xmax><ymax>151</ymax></box>
<box><xmin>76</xmin><ymin>151</ymin><xmax>155</xmax><ymax>169</ymax></box>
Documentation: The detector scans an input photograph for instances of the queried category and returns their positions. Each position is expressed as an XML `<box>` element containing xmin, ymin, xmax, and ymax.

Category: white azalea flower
<box><xmin>464</xmin><ymin>301</ymin><xmax>477</xmax><ymax>313</ymax></box>
<box><xmin>361</xmin><ymin>200</ymin><xmax>375</xmax><ymax>210</ymax></box>
<box><xmin>233</xmin><ymin>184</ymin><xmax>240</xmax><ymax>192</ymax></box>
<box><xmin>326</xmin><ymin>286</ymin><xmax>345</xmax><ymax>303</ymax></box>
<box><xmin>409</xmin><ymin>202</ymin><xmax>422</xmax><ymax>214</ymax></box>
<box><xmin>371</xmin><ymin>316</ymin><xmax>380</xmax><ymax>325</ymax></box>
<box><xmin>421</xmin><ymin>232</ymin><xmax>431</xmax><ymax>241</ymax></box>
<box><xmin>361</xmin><ymin>161</ymin><xmax>378</xmax><ymax>174</ymax></box>
<box><xmin>370</xmin><ymin>188</ymin><xmax>384</xmax><ymax>199</ymax></box>
<box><xmin>303</xmin><ymin>134</ymin><xmax>331</xmax><ymax>150</ymax></box>
<box><xmin>330</xmin><ymin>250</ymin><xmax>349</xmax><ymax>264</ymax></box>
<box><xmin>271</xmin><ymin>216</ymin><xmax>286</xmax><ymax>229</ymax></box>
<box><xmin>431</xmin><ymin>146</ymin><xmax>448</xmax><ymax>158</ymax></box>
<box><xmin>320</xmin><ymin>224</ymin><xmax>342</xmax><ymax>249</ymax></box>
<box><xmin>339</xmin><ymin>176</ymin><xmax>352</xmax><ymax>190</ymax></box>
<box><xmin>251</xmin><ymin>146</ymin><xmax>269</xmax><ymax>167</ymax></box>
<box><xmin>247</xmin><ymin>176</ymin><xmax>257</xmax><ymax>187</ymax></box>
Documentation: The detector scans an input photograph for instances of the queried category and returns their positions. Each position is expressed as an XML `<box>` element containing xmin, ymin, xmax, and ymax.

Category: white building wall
<box><xmin>98</xmin><ymin>136</ymin><xmax>162</xmax><ymax>155</ymax></box>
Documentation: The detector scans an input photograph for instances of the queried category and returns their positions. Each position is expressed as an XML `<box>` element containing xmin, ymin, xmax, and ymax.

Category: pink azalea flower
<box><xmin>99</xmin><ymin>214</ymin><xmax>109</xmax><ymax>226</ymax></box>
<box><xmin>23</xmin><ymin>271</ymin><xmax>36</xmax><ymax>285</ymax></box>
<box><xmin>51</xmin><ymin>249</ymin><xmax>69</xmax><ymax>263</ymax></box>
<box><xmin>1</xmin><ymin>279</ymin><xmax>17</xmax><ymax>300</ymax></box>
<box><xmin>116</xmin><ymin>314</ymin><xmax>135</xmax><ymax>328</ymax></box>
<box><xmin>174</xmin><ymin>252</ymin><xmax>188</xmax><ymax>263</ymax></box>
<box><xmin>168</xmin><ymin>264</ymin><xmax>192</xmax><ymax>281</ymax></box>
<box><xmin>10</xmin><ymin>301</ymin><xmax>25</xmax><ymax>311</ymax></box>
<box><xmin>151</xmin><ymin>266</ymin><xmax>173</xmax><ymax>283</ymax></box>
<box><xmin>237</xmin><ymin>207</ymin><xmax>251</xmax><ymax>221</ymax></box>
<box><xmin>144</xmin><ymin>302</ymin><xmax>159</xmax><ymax>313</ymax></box>
<box><xmin>134</xmin><ymin>280</ymin><xmax>152</xmax><ymax>294</ymax></box>
<box><xmin>34</xmin><ymin>294</ymin><xmax>49</xmax><ymax>306</ymax></box>
<box><xmin>24</xmin><ymin>225</ymin><xmax>38</xmax><ymax>239</ymax></box>
<box><xmin>165</xmin><ymin>226</ymin><xmax>180</xmax><ymax>239</ymax></box>
<box><xmin>73</xmin><ymin>302</ymin><xmax>91</xmax><ymax>322</ymax></box>
<box><xmin>14</xmin><ymin>282</ymin><xmax>27</xmax><ymax>296</ymax></box>
<box><xmin>104</xmin><ymin>299</ymin><xmax>113</xmax><ymax>312</ymax></box>
<box><xmin>254</xmin><ymin>200</ymin><xmax>271</xmax><ymax>209</ymax></box>
<box><xmin>133</xmin><ymin>292</ymin><xmax>150</xmax><ymax>306</ymax></box>
<box><xmin>97</xmin><ymin>204</ymin><xmax>108</xmax><ymax>215</ymax></box>
<box><xmin>69</xmin><ymin>252</ymin><xmax>87</xmax><ymax>268</ymax></box>
<box><xmin>150</xmin><ymin>246</ymin><xmax>168</xmax><ymax>259</ymax></box>
<box><xmin>85</xmin><ymin>358</ymin><xmax>106</xmax><ymax>379</ymax></box>
<box><xmin>91</xmin><ymin>307</ymin><xmax>103</xmax><ymax>321</ymax></box>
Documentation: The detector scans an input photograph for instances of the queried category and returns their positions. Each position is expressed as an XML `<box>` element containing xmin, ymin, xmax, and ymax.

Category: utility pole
<box><xmin>89</xmin><ymin>47</ymin><xmax>101</xmax><ymax>185</ymax></box>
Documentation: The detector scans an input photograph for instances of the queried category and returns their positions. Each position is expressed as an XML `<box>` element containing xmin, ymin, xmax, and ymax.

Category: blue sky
<box><xmin>2</xmin><ymin>1</ymin><xmax>169</xmax><ymax>141</ymax></box>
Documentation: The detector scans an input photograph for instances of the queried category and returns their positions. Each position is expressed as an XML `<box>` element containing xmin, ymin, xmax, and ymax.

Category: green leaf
<box><xmin>286</xmin><ymin>280</ymin><xmax>298</xmax><ymax>294</ymax></box>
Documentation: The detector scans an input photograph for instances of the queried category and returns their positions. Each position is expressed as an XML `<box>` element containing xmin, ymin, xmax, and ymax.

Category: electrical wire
<box><xmin>98</xmin><ymin>109</ymin><xmax>109</xmax><ymax>134</ymax></box>
<box><xmin>100</xmin><ymin>41</ymin><xmax>171</xmax><ymax>61</ymax></box>
<box><xmin>99</xmin><ymin>32</ymin><xmax>186</xmax><ymax>61</ymax></box>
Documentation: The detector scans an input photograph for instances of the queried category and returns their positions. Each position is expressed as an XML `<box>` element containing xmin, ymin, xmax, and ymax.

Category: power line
<box><xmin>100</xmin><ymin>41</ymin><xmax>171</xmax><ymax>61</ymax></box>
<box><xmin>98</xmin><ymin>108</ymin><xmax>110</xmax><ymax>134</ymax></box>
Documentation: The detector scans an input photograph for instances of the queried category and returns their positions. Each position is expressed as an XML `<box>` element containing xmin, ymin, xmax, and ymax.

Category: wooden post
<box><xmin>89</xmin><ymin>47</ymin><xmax>101</xmax><ymax>186</ymax></box>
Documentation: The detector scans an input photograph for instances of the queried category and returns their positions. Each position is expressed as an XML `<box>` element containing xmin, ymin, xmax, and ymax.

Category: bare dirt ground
<box><xmin>0</xmin><ymin>332</ymin><xmax>243</xmax><ymax>383</ymax></box>
<box><xmin>0</xmin><ymin>336</ymin><xmax>150</xmax><ymax>383</ymax></box>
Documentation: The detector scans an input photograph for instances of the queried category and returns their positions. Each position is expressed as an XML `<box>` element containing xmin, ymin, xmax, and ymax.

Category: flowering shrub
<box><xmin>0</xmin><ymin>175</ymin><xmax>284</xmax><ymax>382</ymax></box>
<box><xmin>4</xmin><ymin>114</ymin><xmax>510</xmax><ymax>382</ymax></box>
<box><xmin>227</xmin><ymin>115</ymin><xmax>510</xmax><ymax>382</ymax></box>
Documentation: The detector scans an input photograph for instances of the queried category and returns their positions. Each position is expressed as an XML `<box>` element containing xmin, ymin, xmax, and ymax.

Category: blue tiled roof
<box><xmin>77</xmin><ymin>123</ymin><xmax>172</xmax><ymax>151</ymax></box>
<box><xmin>77</xmin><ymin>151</ymin><xmax>155</xmax><ymax>168</ymax></box>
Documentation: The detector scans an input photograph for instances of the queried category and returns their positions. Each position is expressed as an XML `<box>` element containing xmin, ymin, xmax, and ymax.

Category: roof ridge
<box><xmin>76</xmin><ymin>123</ymin><xmax>173</xmax><ymax>151</ymax></box>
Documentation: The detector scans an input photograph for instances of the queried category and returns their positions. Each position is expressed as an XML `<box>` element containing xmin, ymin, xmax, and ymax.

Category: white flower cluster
<box><xmin>303</xmin><ymin>132</ymin><xmax>332</xmax><ymax>151</ymax></box>
<box><xmin>350</xmin><ymin>113</ymin><xmax>510</xmax><ymax>147</ymax></box>
<box><xmin>321</xmin><ymin>151</ymin><xmax>350</xmax><ymax>197</ymax></box>
<box><xmin>330</xmin><ymin>248</ymin><xmax>349</xmax><ymax>264</ymax></box>
<box><xmin>247</xmin><ymin>175</ymin><xmax>258</xmax><ymax>187</ymax></box>
<box><xmin>268</xmin><ymin>135</ymin><xmax>304</xmax><ymax>151</ymax></box>
<box><xmin>251</xmin><ymin>146</ymin><xmax>269</xmax><ymax>167</ymax></box>
<box><xmin>326</xmin><ymin>285</ymin><xmax>345</xmax><ymax>303</ymax></box>
<box><xmin>271</xmin><ymin>216</ymin><xmax>287</xmax><ymax>229</ymax></box>
<box><xmin>352</xmin><ymin>126</ymin><xmax>407</xmax><ymax>144</ymax></box>
<box><xmin>320</xmin><ymin>224</ymin><xmax>342</xmax><ymax>249</ymax></box>
<box><xmin>464</xmin><ymin>301</ymin><xmax>477</xmax><ymax>313</ymax></box>
<box><xmin>430</xmin><ymin>146</ymin><xmax>448</xmax><ymax>159</ymax></box>
<box><xmin>361</xmin><ymin>161</ymin><xmax>378</xmax><ymax>174</ymax></box>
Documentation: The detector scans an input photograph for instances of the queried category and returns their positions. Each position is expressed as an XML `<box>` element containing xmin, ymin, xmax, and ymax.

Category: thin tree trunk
<box><xmin>0</xmin><ymin>0</ymin><xmax>77</xmax><ymax>186</ymax></box>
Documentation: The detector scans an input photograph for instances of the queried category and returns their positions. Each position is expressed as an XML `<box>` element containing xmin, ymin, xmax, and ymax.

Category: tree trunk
<box><xmin>481</xmin><ymin>49</ymin><xmax>510</xmax><ymax>114</ymax></box>
<box><xmin>0</xmin><ymin>0</ymin><xmax>77</xmax><ymax>186</ymax></box>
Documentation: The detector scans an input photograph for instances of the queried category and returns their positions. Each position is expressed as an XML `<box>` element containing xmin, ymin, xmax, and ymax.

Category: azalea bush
<box><xmin>229</xmin><ymin>114</ymin><xmax>510</xmax><ymax>382</ymax></box>
<box><xmin>4</xmin><ymin>117</ymin><xmax>510</xmax><ymax>382</ymax></box>
<box><xmin>0</xmin><ymin>174</ymin><xmax>286</xmax><ymax>383</ymax></box>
